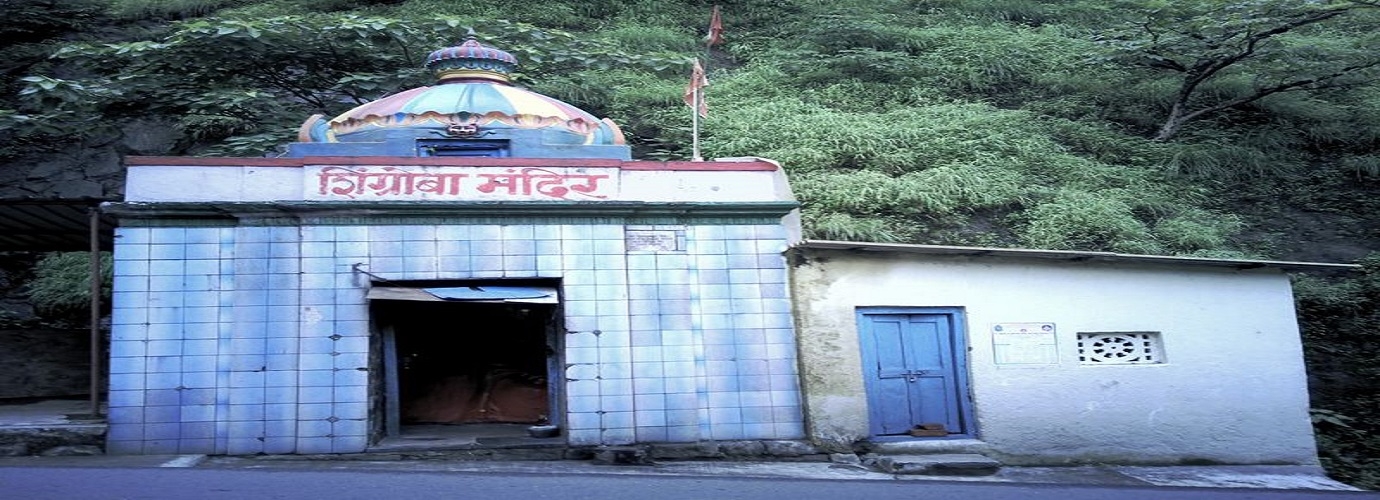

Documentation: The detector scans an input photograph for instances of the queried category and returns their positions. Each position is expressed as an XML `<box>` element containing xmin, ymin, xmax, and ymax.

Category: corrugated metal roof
<box><xmin>793</xmin><ymin>240</ymin><xmax>1359</xmax><ymax>273</ymax></box>
<box><xmin>0</xmin><ymin>199</ymin><xmax>116</xmax><ymax>252</ymax></box>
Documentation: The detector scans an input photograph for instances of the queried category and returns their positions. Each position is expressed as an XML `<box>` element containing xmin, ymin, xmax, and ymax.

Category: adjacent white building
<box><xmin>789</xmin><ymin>241</ymin><xmax>1349</xmax><ymax>465</ymax></box>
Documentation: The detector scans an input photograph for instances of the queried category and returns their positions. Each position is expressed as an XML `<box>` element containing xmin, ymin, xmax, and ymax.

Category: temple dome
<box><xmin>299</xmin><ymin>36</ymin><xmax>624</xmax><ymax>147</ymax></box>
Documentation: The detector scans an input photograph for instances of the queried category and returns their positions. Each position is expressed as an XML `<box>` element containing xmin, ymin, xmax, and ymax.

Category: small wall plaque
<box><xmin>991</xmin><ymin>322</ymin><xmax>1059</xmax><ymax>365</ymax></box>
<box><xmin>625</xmin><ymin>229</ymin><xmax>682</xmax><ymax>252</ymax></box>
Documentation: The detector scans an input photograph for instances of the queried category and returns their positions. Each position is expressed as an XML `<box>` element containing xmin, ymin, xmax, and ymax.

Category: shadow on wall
<box><xmin>0</xmin><ymin>329</ymin><xmax>94</xmax><ymax>399</ymax></box>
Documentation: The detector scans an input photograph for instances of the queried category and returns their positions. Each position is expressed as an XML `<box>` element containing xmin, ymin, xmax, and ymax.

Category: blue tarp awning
<box><xmin>366</xmin><ymin>285</ymin><xmax>558</xmax><ymax>304</ymax></box>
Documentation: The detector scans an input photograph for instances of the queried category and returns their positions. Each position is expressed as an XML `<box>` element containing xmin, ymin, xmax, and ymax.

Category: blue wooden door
<box><xmin>859</xmin><ymin>310</ymin><xmax>971</xmax><ymax>437</ymax></box>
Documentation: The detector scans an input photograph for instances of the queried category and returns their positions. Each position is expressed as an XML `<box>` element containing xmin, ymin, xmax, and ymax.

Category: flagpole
<box><xmin>691</xmin><ymin>86</ymin><xmax>702</xmax><ymax>161</ymax></box>
<box><xmin>688</xmin><ymin>5</ymin><xmax>721</xmax><ymax>162</ymax></box>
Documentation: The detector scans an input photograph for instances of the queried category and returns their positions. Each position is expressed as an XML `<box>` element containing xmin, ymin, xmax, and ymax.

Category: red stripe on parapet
<box><xmin>125</xmin><ymin>156</ymin><xmax>779</xmax><ymax>170</ymax></box>
<box><xmin>126</xmin><ymin>157</ymin><xmax>624</xmax><ymax>168</ymax></box>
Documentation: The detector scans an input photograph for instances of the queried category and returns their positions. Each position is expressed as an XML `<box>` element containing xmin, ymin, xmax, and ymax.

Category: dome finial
<box><xmin>425</xmin><ymin>32</ymin><xmax>518</xmax><ymax>84</ymax></box>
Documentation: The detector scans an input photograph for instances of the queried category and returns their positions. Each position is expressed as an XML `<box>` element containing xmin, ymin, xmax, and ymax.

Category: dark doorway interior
<box><xmin>372</xmin><ymin>296</ymin><xmax>557</xmax><ymax>439</ymax></box>
<box><xmin>398</xmin><ymin>301</ymin><xmax>552</xmax><ymax>425</ymax></box>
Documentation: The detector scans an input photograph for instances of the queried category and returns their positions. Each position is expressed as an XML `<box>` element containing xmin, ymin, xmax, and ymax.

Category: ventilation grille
<box><xmin>1077</xmin><ymin>332</ymin><xmax>1165</xmax><ymax>365</ymax></box>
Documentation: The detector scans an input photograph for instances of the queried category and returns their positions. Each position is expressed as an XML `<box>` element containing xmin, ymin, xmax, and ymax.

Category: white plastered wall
<box><xmin>790</xmin><ymin>250</ymin><xmax>1318</xmax><ymax>465</ymax></box>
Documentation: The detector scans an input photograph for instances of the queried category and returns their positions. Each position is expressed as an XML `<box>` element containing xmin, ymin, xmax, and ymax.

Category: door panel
<box><xmin>859</xmin><ymin>310</ymin><xmax>971</xmax><ymax>437</ymax></box>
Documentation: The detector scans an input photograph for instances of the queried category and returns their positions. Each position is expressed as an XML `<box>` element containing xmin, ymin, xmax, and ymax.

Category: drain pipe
<box><xmin>88</xmin><ymin>206</ymin><xmax>102</xmax><ymax>417</ymax></box>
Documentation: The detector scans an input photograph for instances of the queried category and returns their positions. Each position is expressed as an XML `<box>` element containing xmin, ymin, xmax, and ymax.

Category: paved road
<box><xmin>1</xmin><ymin>466</ymin><xmax>1374</xmax><ymax>500</ymax></box>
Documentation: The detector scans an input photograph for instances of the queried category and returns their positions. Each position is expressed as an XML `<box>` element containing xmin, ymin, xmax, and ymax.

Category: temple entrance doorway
<box><xmin>368</xmin><ymin>281</ymin><xmax>560</xmax><ymax>446</ymax></box>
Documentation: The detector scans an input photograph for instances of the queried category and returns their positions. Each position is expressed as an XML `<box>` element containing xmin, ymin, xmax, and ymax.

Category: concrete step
<box><xmin>865</xmin><ymin>453</ymin><xmax>1001</xmax><ymax>476</ymax></box>
<box><xmin>0</xmin><ymin>424</ymin><xmax>107</xmax><ymax>457</ymax></box>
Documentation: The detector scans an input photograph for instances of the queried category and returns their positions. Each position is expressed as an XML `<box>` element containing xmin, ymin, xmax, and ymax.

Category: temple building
<box><xmin>105</xmin><ymin>36</ymin><xmax>802</xmax><ymax>454</ymax></box>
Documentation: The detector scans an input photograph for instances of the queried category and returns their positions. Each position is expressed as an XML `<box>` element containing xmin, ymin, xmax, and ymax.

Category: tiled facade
<box><xmin>107</xmin><ymin>219</ymin><xmax>804</xmax><ymax>454</ymax></box>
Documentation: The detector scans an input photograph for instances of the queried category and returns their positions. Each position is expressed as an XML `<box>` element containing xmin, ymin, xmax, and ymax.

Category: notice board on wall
<box><xmin>991</xmin><ymin>322</ymin><xmax>1059</xmax><ymax>366</ymax></box>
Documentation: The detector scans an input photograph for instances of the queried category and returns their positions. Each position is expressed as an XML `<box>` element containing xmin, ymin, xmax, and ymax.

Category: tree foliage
<box><xmin>1294</xmin><ymin>255</ymin><xmax>1380</xmax><ymax>490</ymax></box>
<box><xmin>27</xmin><ymin>252</ymin><xmax>111</xmax><ymax>322</ymax></box>
<box><xmin>10</xmin><ymin>12</ymin><xmax>686</xmax><ymax>155</ymax></box>
<box><xmin>1096</xmin><ymin>0</ymin><xmax>1380</xmax><ymax>141</ymax></box>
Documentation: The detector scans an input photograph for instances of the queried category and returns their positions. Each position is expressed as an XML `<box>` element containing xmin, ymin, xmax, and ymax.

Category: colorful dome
<box><xmin>425</xmin><ymin>35</ymin><xmax>518</xmax><ymax>83</ymax></box>
<box><xmin>300</xmin><ymin>36</ymin><xmax>624</xmax><ymax>146</ymax></box>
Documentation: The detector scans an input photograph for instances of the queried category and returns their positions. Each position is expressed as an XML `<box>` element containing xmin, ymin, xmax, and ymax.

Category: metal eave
<box><xmin>792</xmin><ymin>240</ymin><xmax>1360</xmax><ymax>273</ymax></box>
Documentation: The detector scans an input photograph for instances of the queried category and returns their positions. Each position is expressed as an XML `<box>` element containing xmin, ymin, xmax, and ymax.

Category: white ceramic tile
<box><xmin>597</xmin><ymin>332</ymin><xmax>631</xmax><ymax>348</ymax></box>
<box><xmin>599</xmin><ymin>362</ymin><xmax>632</xmax><ymax>380</ymax></box>
<box><xmin>333</xmin><ymin>402</ymin><xmax>368</xmax><ymax>420</ymax></box>
<box><xmin>225</xmin><ymin>370</ymin><xmax>263</xmax><ymax>391</ymax></box>
<box><xmin>180</xmin><ymin>404</ymin><xmax>217</xmax><ymax>422</ymax></box>
<box><xmin>739</xmin><ymin>374</ymin><xmax>771</xmax><ymax>392</ymax></box>
<box><xmin>665</xmin><ymin>408</ymin><xmax>699</xmax><ymax>426</ymax></box>
<box><xmin>770</xmin><ymin>390</ymin><xmax>801</xmax><ymax>407</ymax></box>
<box><xmin>602</xmin><ymin>427</ymin><xmax>635</xmax><ymax>444</ymax></box>
<box><xmin>180</xmin><ymin>370</ymin><xmax>216</xmax><ymax>388</ymax></box>
<box><xmin>471</xmin><ymin>255</ymin><xmax>503</xmax><ymax>271</ymax></box>
<box><xmin>594</xmin><ymin>298</ymin><xmax>628</xmax><ymax>316</ymax></box>
<box><xmin>226</xmin><ymin>404</ymin><xmax>264</xmax><ymax>422</ymax></box>
<box><xmin>592</xmin><ymin>239</ymin><xmax>624</xmax><ymax>255</ymax></box>
<box><xmin>332</xmin><ymin>419</ymin><xmax>367</xmax><ymax>438</ymax></box>
<box><xmin>739</xmin><ymin>390</ymin><xmax>773</xmax><ymax>408</ymax></box>
<box><xmin>565</xmin><ymin>379</ymin><xmax>599</xmax><ymax>397</ymax></box>
<box><xmin>598</xmin><ymin>378</ymin><xmax>632</xmax><ymax>397</ymax></box>
<box><xmin>259</xmin><ymin>385</ymin><xmax>294</xmax><ymax>404</ymax></box>
<box><xmin>660</xmin><ymin>330</ymin><xmax>693</xmax><ymax>347</ymax></box>
<box><xmin>333</xmin><ymin>385</ymin><xmax>367</xmax><ymax>403</ymax></box>
<box><xmin>501</xmin><ymin>254</ymin><xmax>536</xmax><ymax>273</ymax></box>
<box><xmin>298</xmin><ymin>387</ymin><xmax>334</xmax><ymax>404</ymax></box>
<box><xmin>663</xmin><ymin>377</ymin><xmax>698</xmax><ymax>395</ymax></box>
<box><xmin>566</xmin><ymin>395</ymin><xmax>601</xmax><ymax>414</ymax></box>
<box><xmin>567</xmin><ymin>412</ymin><xmax>600</xmax><ymax>430</ymax></box>
<box><xmin>109</xmin><ymin>340</ymin><xmax>146</xmax><ymax>359</ymax></box>
<box><xmin>602</xmin><ymin>411</ymin><xmax>635</xmax><ymax>429</ymax></box>
<box><xmin>774</xmin><ymin>421</ymin><xmax>805</xmax><ymax>438</ymax></box>
<box><xmin>566</xmin><ymin>428</ymin><xmax>600</xmax><ymax>446</ymax></box>
<box><xmin>564</xmin><ymin>331</ymin><xmax>597</xmax><ymax>349</ymax></box>
<box><xmin>709</xmin><ymin>406</ymin><xmax>743</xmax><ymax>426</ymax></box>
<box><xmin>628</xmin><ymin>314</ymin><xmax>658</xmax><ymax>332</ymax></box>
<box><xmin>563</xmin><ymin>300</ymin><xmax>596</xmax><ymax>317</ymax></box>
<box><xmin>143</xmin><ymin>423</ymin><xmax>181</xmax><ymax>441</ymax></box>
<box><xmin>334</xmin><ymin>241</ymin><xmax>368</xmax><ymax>257</ymax></box>
<box><xmin>561</xmin><ymin>252</ymin><xmax>594</xmax><ymax>270</ymax></box>
<box><xmin>434</xmin><ymin>225</ymin><xmax>470</xmax><ymax>241</ymax></box>
<box><xmin>563</xmin><ymin>345</ymin><xmax>598</xmax><ymax>364</ymax></box>
<box><xmin>297</xmin><ymin>370</ymin><xmax>334</xmax><ymax>387</ymax></box>
<box><xmin>738</xmin><ymin>422</ymin><xmax>774</xmax><ymax>439</ymax></box>
<box><xmin>535</xmin><ymin>255</ymin><xmax>563</xmax><ymax>274</ymax></box>
<box><xmin>633</xmin><ymin>377</ymin><xmax>665</xmax><ymax>395</ymax></box>
<box><xmin>658</xmin><ymin>314</ymin><xmax>693</xmax><ymax>330</ymax></box>
<box><xmin>257</xmin><ymin>436</ymin><xmax>293</xmax><ymax>454</ymax></box>
<box><xmin>666</xmin><ymin>425</ymin><xmax>699</xmax><ymax>442</ymax></box>
<box><xmin>296</xmin><ymin>437</ymin><xmax>333</xmax><ymax>454</ymax></box>
<box><xmin>565</xmin><ymin>363</ymin><xmax>597</xmax><ymax>381</ymax></box>
<box><xmin>296</xmin><ymin>402</ymin><xmax>332</xmax><ymax>420</ymax></box>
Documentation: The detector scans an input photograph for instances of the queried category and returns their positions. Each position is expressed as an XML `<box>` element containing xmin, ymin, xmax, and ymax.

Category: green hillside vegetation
<box><xmin>2</xmin><ymin>0</ymin><xmax>1377</xmax><ymax>487</ymax></box>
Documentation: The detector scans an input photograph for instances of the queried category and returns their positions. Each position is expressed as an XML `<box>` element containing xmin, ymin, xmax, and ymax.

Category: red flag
<box><xmin>684</xmin><ymin>59</ymin><xmax>708</xmax><ymax>118</ymax></box>
<box><xmin>705</xmin><ymin>5</ymin><xmax>724</xmax><ymax>47</ymax></box>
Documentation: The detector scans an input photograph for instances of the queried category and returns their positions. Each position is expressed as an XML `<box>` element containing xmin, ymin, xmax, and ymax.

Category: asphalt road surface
<box><xmin>1</xmin><ymin>467</ymin><xmax>1375</xmax><ymax>500</ymax></box>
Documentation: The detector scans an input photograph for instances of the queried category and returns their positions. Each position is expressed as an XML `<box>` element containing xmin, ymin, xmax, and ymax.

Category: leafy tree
<box><xmin>14</xmin><ymin>13</ymin><xmax>685</xmax><ymax>156</ymax></box>
<box><xmin>26</xmin><ymin>252</ymin><xmax>111</xmax><ymax>324</ymax></box>
<box><xmin>1097</xmin><ymin>0</ymin><xmax>1380</xmax><ymax>141</ymax></box>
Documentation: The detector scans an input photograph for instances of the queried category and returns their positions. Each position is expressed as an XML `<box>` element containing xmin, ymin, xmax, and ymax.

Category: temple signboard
<box><xmin>306</xmin><ymin>165</ymin><xmax>619</xmax><ymax>201</ymax></box>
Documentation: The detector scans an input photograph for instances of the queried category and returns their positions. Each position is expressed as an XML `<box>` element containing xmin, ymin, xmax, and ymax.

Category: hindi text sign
<box><xmin>308</xmin><ymin>165</ymin><xmax>618</xmax><ymax>201</ymax></box>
